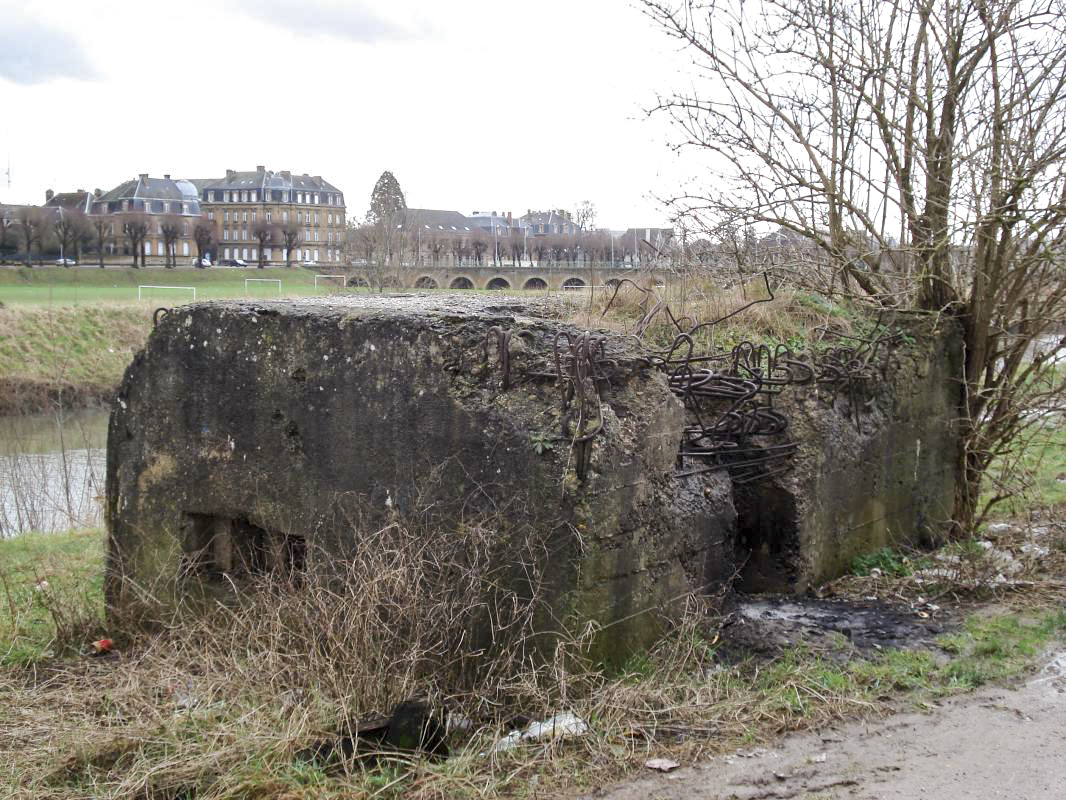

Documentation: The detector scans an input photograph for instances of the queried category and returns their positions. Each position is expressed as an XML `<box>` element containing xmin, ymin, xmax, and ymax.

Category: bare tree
<box><xmin>644</xmin><ymin>0</ymin><xmax>1066</xmax><ymax>534</ymax></box>
<box><xmin>53</xmin><ymin>209</ymin><xmax>91</xmax><ymax>265</ymax></box>
<box><xmin>159</xmin><ymin>215</ymin><xmax>181</xmax><ymax>268</ymax></box>
<box><xmin>575</xmin><ymin>200</ymin><xmax>597</xmax><ymax>231</ymax></box>
<box><xmin>426</xmin><ymin>232</ymin><xmax>446</xmax><ymax>266</ymax></box>
<box><xmin>509</xmin><ymin>233</ymin><xmax>524</xmax><ymax>267</ymax></box>
<box><xmin>92</xmin><ymin>217</ymin><xmax>111</xmax><ymax>268</ymax></box>
<box><xmin>252</xmin><ymin>221</ymin><xmax>274</xmax><ymax>268</ymax></box>
<box><xmin>470</xmin><ymin>230</ymin><xmax>489</xmax><ymax>265</ymax></box>
<box><xmin>15</xmin><ymin>207</ymin><xmax>51</xmax><ymax>266</ymax></box>
<box><xmin>122</xmin><ymin>213</ymin><xmax>150</xmax><ymax>268</ymax></box>
<box><xmin>193</xmin><ymin>215</ymin><xmax>215</xmax><ymax>266</ymax></box>
<box><xmin>279</xmin><ymin>222</ymin><xmax>301</xmax><ymax>268</ymax></box>
<box><xmin>450</xmin><ymin>235</ymin><xmax>467</xmax><ymax>267</ymax></box>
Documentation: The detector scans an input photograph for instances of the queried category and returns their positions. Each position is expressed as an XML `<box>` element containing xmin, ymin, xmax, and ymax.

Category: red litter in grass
<box><xmin>91</xmin><ymin>638</ymin><xmax>114</xmax><ymax>655</ymax></box>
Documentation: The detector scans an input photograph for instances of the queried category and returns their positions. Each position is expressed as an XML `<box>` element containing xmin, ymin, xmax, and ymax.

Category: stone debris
<box><xmin>644</xmin><ymin>758</ymin><xmax>681</xmax><ymax>772</ymax></box>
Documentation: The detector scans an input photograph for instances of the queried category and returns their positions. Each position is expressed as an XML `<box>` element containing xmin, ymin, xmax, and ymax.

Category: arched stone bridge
<box><xmin>343</xmin><ymin>265</ymin><xmax>669</xmax><ymax>292</ymax></box>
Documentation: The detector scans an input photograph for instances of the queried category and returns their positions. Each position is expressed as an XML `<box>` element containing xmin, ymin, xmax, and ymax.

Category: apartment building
<box><xmin>192</xmin><ymin>167</ymin><xmax>346</xmax><ymax>265</ymax></box>
<box><xmin>90</xmin><ymin>174</ymin><xmax>202</xmax><ymax>262</ymax></box>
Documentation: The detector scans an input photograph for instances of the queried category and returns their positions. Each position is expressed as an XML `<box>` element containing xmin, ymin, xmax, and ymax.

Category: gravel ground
<box><xmin>584</xmin><ymin>648</ymin><xmax>1066</xmax><ymax>800</ymax></box>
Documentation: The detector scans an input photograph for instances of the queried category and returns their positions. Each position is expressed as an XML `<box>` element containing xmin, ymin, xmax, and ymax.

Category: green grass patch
<box><xmin>850</xmin><ymin>546</ymin><xmax>932</xmax><ymax>577</ymax></box>
<box><xmin>0</xmin><ymin>529</ymin><xmax>105</xmax><ymax>665</ymax></box>
<box><xmin>0</xmin><ymin>266</ymin><xmax>346</xmax><ymax>306</ymax></box>
<box><xmin>988</xmin><ymin>423</ymin><xmax>1066</xmax><ymax>512</ymax></box>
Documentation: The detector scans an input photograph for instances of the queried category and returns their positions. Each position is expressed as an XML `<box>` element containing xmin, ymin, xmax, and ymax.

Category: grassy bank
<box><xmin>2</xmin><ymin>524</ymin><xmax>1064</xmax><ymax>799</ymax></box>
<box><xmin>0</xmin><ymin>304</ymin><xmax>153</xmax><ymax>415</ymax></box>
<box><xmin>0</xmin><ymin>266</ymin><xmax>340</xmax><ymax>306</ymax></box>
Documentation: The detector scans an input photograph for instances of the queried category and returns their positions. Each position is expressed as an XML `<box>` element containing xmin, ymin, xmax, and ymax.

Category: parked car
<box><xmin>302</xmin><ymin>259</ymin><xmax>317</xmax><ymax>267</ymax></box>
<box><xmin>234</xmin><ymin>258</ymin><xmax>248</xmax><ymax>267</ymax></box>
<box><xmin>55</xmin><ymin>258</ymin><xmax>77</xmax><ymax>266</ymax></box>
<box><xmin>191</xmin><ymin>257</ymin><xmax>212</xmax><ymax>267</ymax></box>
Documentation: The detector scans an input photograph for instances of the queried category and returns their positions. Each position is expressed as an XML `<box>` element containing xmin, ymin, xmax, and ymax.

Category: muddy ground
<box><xmin>585</xmin><ymin>646</ymin><xmax>1066</xmax><ymax>799</ymax></box>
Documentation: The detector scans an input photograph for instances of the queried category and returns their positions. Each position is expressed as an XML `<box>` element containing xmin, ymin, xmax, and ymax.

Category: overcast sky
<box><xmin>0</xmin><ymin>0</ymin><xmax>691</xmax><ymax>229</ymax></box>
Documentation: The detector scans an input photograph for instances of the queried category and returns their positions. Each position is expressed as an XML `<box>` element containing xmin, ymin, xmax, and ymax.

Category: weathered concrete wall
<box><xmin>106</xmin><ymin>296</ymin><xmax>961</xmax><ymax>661</ymax></box>
<box><xmin>733</xmin><ymin>315</ymin><xmax>962</xmax><ymax>592</ymax></box>
<box><xmin>106</xmin><ymin>296</ymin><xmax>735</xmax><ymax>662</ymax></box>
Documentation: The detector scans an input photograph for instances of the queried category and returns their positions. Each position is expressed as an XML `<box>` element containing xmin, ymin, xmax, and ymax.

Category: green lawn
<box><xmin>0</xmin><ymin>529</ymin><xmax>105</xmax><ymax>665</ymax></box>
<box><xmin>0</xmin><ymin>266</ymin><xmax>350</xmax><ymax>306</ymax></box>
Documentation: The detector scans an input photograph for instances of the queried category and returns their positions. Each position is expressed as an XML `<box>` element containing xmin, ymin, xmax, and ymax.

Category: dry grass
<box><xmin>561</xmin><ymin>276</ymin><xmax>866</xmax><ymax>357</ymax></box>
<box><xmin>3</xmin><ymin>517</ymin><xmax>1066</xmax><ymax>798</ymax></box>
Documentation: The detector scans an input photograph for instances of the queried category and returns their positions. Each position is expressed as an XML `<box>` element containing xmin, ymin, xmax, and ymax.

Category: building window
<box><xmin>223</xmin><ymin>229</ymin><xmax>229</xmax><ymax>241</ymax></box>
<box><xmin>208</xmin><ymin>211</ymin><xmax>215</xmax><ymax>221</ymax></box>
<box><xmin>251</xmin><ymin>210</ymin><xmax>257</xmax><ymax>224</ymax></box>
<box><xmin>183</xmin><ymin>242</ymin><xmax>189</xmax><ymax>256</ymax></box>
<box><xmin>144</xmin><ymin>241</ymin><xmax>151</xmax><ymax>255</ymax></box>
<box><xmin>224</xmin><ymin>247</ymin><xmax>230</xmax><ymax>259</ymax></box>
<box><xmin>251</xmin><ymin>247</ymin><xmax>257</xmax><ymax>259</ymax></box>
<box><xmin>224</xmin><ymin>211</ymin><xmax>229</xmax><ymax>223</ymax></box>
<box><xmin>314</xmin><ymin>212</ymin><xmax>319</xmax><ymax>224</ymax></box>
<box><xmin>242</xmin><ymin>211</ymin><xmax>248</xmax><ymax>223</ymax></box>
<box><xmin>182</xmin><ymin>223</ymin><xmax>188</xmax><ymax>236</ymax></box>
<box><xmin>242</xmin><ymin>247</ymin><xmax>249</xmax><ymax>259</ymax></box>
<box><xmin>283</xmin><ymin>211</ymin><xmax>289</xmax><ymax>223</ymax></box>
<box><xmin>208</xmin><ymin>191</ymin><xmax>215</xmax><ymax>202</ymax></box>
<box><xmin>265</xmin><ymin>210</ymin><xmax>272</xmax><ymax>223</ymax></box>
<box><xmin>250</xmin><ymin>190</ymin><xmax>257</xmax><ymax>202</ymax></box>
<box><xmin>313</xmin><ymin>194</ymin><xmax>319</xmax><ymax>204</ymax></box>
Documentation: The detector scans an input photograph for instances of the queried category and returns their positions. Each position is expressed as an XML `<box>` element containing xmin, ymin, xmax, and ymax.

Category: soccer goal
<box><xmin>137</xmin><ymin>285</ymin><xmax>197</xmax><ymax>302</ymax></box>
<box><xmin>314</xmin><ymin>274</ymin><xmax>346</xmax><ymax>291</ymax></box>
<box><xmin>245</xmin><ymin>278</ymin><xmax>282</xmax><ymax>297</ymax></box>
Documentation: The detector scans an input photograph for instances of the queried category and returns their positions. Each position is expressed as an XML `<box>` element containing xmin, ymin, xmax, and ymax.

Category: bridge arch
<box><xmin>347</xmin><ymin>276</ymin><xmax>369</xmax><ymax>288</ymax></box>
<box><xmin>562</xmin><ymin>277</ymin><xmax>587</xmax><ymax>290</ymax></box>
<box><xmin>604</xmin><ymin>277</ymin><xmax>622</xmax><ymax>289</ymax></box>
<box><xmin>450</xmin><ymin>276</ymin><xmax>474</xmax><ymax>290</ymax></box>
<box><xmin>381</xmin><ymin>275</ymin><xmax>403</xmax><ymax>289</ymax></box>
<box><xmin>414</xmin><ymin>276</ymin><xmax>438</xmax><ymax>289</ymax></box>
<box><xmin>486</xmin><ymin>277</ymin><xmax>511</xmax><ymax>290</ymax></box>
<box><xmin>523</xmin><ymin>277</ymin><xmax>548</xmax><ymax>291</ymax></box>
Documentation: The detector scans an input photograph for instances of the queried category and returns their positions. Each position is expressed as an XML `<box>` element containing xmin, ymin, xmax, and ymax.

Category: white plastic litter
<box><xmin>489</xmin><ymin>712</ymin><xmax>589</xmax><ymax>753</ymax></box>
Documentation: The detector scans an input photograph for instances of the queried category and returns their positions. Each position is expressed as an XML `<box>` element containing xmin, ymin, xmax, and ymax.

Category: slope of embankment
<box><xmin>0</xmin><ymin>304</ymin><xmax>152</xmax><ymax>416</ymax></box>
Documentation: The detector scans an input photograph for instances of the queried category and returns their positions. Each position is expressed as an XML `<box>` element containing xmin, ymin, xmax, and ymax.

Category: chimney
<box><xmin>76</xmin><ymin>189</ymin><xmax>84</xmax><ymax>194</ymax></box>
<box><xmin>281</xmin><ymin>170</ymin><xmax>291</xmax><ymax>179</ymax></box>
<box><xmin>507</xmin><ymin>211</ymin><xmax>512</xmax><ymax>224</ymax></box>
<box><xmin>139</xmin><ymin>173</ymin><xmax>148</xmax><ymax>180</ymax></box>
<box><xmin>45</xmin><ymin>189</ymin><xmax>54</xmax><ymax>202</ymax></box>
<box><xmin>314</xmin><ymin>175</ymin><xmax>322</xmax><ymax>183</ymax></box>
<box><xmin>94</xmin><ymin>188</ymin><xmax>102</xmax><ymax>198</ymax></box>
<box><xmin>163</xmin><ymin>174</ymin><xmax>170</xmax><ymax>180</ymax></box>
<box><xmin>226</xmin><ymin>169</ymin><xmax>235</xmax><ymax>179</ymax></box>
<box><xmin>256</xmin><ymin>165</ymin><xmax>265</xmax><ymax>173</ymax></box>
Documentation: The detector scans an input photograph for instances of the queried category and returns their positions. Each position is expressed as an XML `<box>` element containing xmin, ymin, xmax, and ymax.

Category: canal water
<box><xmin>0</xmin><ymin>409</ymin><xmax>108</xmax><ymax>537</ymax></box>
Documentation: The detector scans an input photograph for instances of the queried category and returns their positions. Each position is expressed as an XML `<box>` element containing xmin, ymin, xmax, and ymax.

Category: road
<box><xmin>585</xmin><ymin>649</ymin><xmax>1066</xmax><ymax>800</ymax></box>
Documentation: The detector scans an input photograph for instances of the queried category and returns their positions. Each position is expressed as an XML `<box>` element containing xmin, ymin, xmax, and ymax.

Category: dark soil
<box><xmin>721</xmin><ymin>596</ymin><xmax>955</xmax><ymax>660</ymax></box>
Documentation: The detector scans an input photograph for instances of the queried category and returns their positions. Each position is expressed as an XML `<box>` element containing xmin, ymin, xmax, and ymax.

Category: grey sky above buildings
<box><xmin>0</xmin><ymin>0</ymin><xmax>688</xmax><ymax>228</ymax></box>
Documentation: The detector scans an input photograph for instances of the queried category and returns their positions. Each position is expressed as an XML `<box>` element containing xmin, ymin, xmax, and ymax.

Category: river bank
<box><xmin>0</xmin><ymin>304</ymin><xmax>151</xmax><ymax>416</ymax></box>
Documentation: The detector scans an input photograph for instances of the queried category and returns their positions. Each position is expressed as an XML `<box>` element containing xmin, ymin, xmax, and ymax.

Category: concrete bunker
<box><xmin>106</xmin><ymin>295</ymin><xmax>961</xmax><ymax>661</ymax></box>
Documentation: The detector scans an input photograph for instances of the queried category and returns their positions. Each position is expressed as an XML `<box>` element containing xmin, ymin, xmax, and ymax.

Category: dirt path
<box><xmin>585</xmin><ymin>650</ymin><xmax>1066</xmax><ymax>800</ymax></box>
